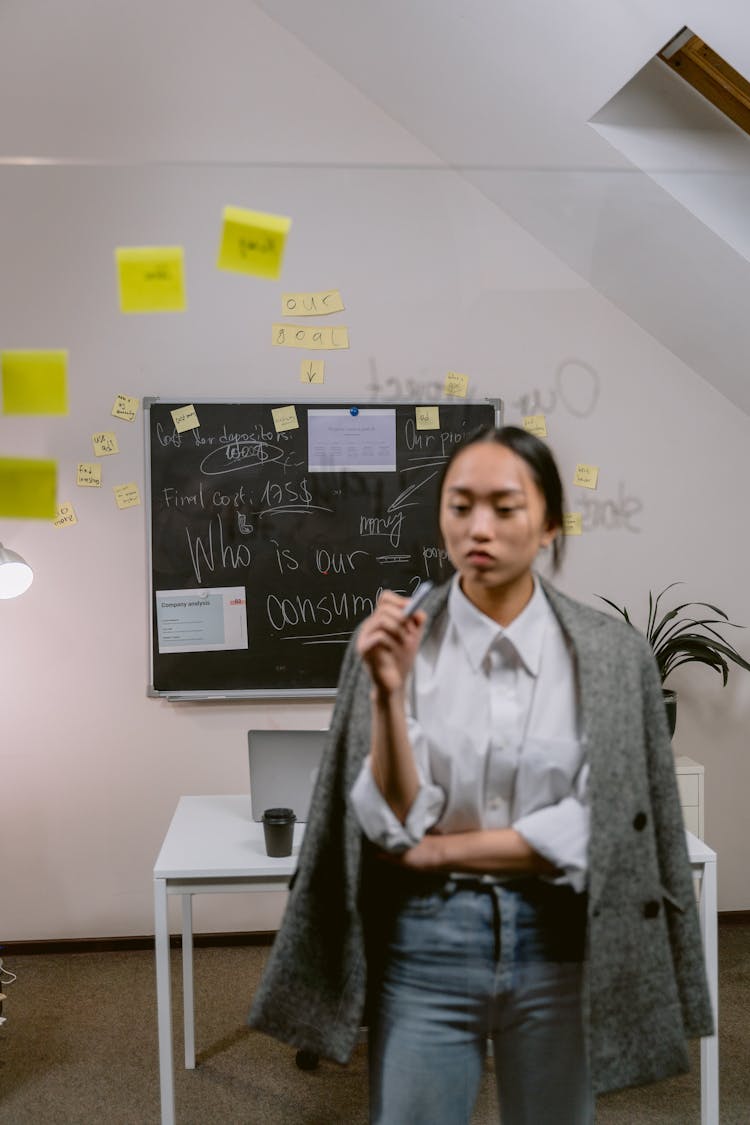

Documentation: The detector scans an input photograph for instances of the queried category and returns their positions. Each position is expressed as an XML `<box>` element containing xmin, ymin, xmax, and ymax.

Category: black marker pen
<box><xmin>401</xmin><ymin>581</ymin><xmax>434</xmax><ymax>619</ymax></box>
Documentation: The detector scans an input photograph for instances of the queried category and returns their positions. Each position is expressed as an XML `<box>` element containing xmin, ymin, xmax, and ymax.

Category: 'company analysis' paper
<box><xmin>155</xmin><ymin>586</ymin><xmax>248</xmax><ymax>653</ymax></box>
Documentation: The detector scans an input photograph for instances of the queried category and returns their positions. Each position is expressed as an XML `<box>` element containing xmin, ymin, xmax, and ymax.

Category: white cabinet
<box><xmin>675</xmin><ymin>756</ymin><xmax>704</xmax><ymax>839</ymax></box>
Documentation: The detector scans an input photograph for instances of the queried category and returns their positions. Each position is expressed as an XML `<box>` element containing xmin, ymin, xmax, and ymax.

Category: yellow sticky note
<box><xmin>416</xmin><ymin>406</ymin><xmax>440</xmax><ymax>430</ymax></box>
<box><xmin>77</xmin><ymin>462</ymin><xmax>102</xmax><ymax>488</ymax></box>
<box><xmin>53</xmin><ymin>501</ymin><xmax>78</xmax><ymax>528</ymax></box>
<box><xmin>115</xmin><ymin>246</ymin><xmax>186</xmax><ymax>313</ymax></box>
<box><xmin>0</xmin><ymin>457</ymin><xmax>57</xmax><ymax>519</ymax></box>
<box><xmin>523</xmin><ymin>414</ymin><xmax>548</xmax><ymax>438</ymax></box>
<box><xmin>444</xmin><ymin>371</ymin><xmax>468</xmax><ymax>398</ymax></box>
<box><xmin>171</xmin><ymin>405</ymin><xmax>200</xmax><ymax>433</ymax></box>
<box><xmin>562</xmin><ymin>513</ymin><xmax>583</xmax><ymax>536</ymax></box>
<box><xmin>217</xmin><ymin>206</ymin><xmax>291</xmax><ymax>279</ymax></box>
<box><xmin>1</xmin><ymin>350</ymin><xmax>69</xmax><ymax>415</ymax></box>
<box><xmin>272</xmin><ymin>323</ymin><xmax>349</xmax><ymax>350</ymax></box>
<box><xmin>93</xmin><ymin>432</ymin><xmax>119</xmax><ymax>456</ymax></box>
<box><xmin>573</xmin><ymin>463</ymin><xmax>599</xmax><ymax>490</ymax></box>
<box><xmin>272</xmin><ymin>405</ymin><xmax>298</xmax><ymax>433</ymax></box>
<box><xmin>113</xmin><ymin>483</ymin><xmax>141</xmax><ymax>509</ymax></box>
<box><xmin>112</xmin><ymin>393</ymin><xmax>139</xmax><ymax>422</ymax></box>
<box><xmin>300</xmin><ymin>360</ymin><xmax>325</xmax><ymax>384</ymax></box>
<box><xmin>282</xmin><ymin>290</ymin><xmax>345</xmax><ymax>316</ymax></box>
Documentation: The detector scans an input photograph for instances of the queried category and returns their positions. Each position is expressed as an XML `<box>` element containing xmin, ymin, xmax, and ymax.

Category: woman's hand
<box><xmin>378</xmin><ymin>834</ymin><xmax>449</xmax><ymax>872</ymax></box>
<box><xmin>379</xmin><ymin>829</ymin><xmax>560</xmax><ymax>876</ymax></box>
<box><xmin>356</xmin><ymin>591</ymin><xmax>426</xmax><ymax>696</ymax></box>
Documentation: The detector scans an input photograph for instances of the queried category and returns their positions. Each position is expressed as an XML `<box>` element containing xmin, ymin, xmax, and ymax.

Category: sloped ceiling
<box><xmin>256</xmin><ymin>0</ymin><xmax>750</xmax><ymax>414</ymax></box>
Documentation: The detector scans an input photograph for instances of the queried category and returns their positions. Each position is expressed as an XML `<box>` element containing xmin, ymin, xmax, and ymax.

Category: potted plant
<box><xmin>597</xmin><ymin>582</ymin><xmax>750</xmax><ymax>736</ymax></box>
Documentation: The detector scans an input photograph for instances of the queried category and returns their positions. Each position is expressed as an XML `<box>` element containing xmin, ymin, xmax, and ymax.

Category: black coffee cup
<box><xmin>262</xmin><ymin>807</ymin><xmax>296</xmax><ymax>857</ymax></box>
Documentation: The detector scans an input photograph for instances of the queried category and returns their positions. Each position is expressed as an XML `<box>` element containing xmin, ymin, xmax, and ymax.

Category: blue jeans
<box><xmin>366</xmin><ymin>876</ymin><xmax>592</xmax><ymax>1125</ymax></box>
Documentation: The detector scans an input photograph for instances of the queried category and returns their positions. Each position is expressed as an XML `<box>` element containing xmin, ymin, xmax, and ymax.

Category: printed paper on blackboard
<box><xmin>307</xmin><ymin>409</ymin><xmax>396</xmax><ymax>472</ymax></box>
<box><xmin>155</xmin><ymin>586</ymin><xmax>248</xmax><ymax>654</ymax></box>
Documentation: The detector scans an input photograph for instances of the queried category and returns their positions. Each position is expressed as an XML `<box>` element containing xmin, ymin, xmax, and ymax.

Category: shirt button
<box><xmin>643</xmin><ymin>900</ymin><xmax>661</xmax><ymax>919</ymax></box>
<box><xmin>633</xmin><ymin>812</ymin><xmax>647</xmax><ymax>831</ymax></box>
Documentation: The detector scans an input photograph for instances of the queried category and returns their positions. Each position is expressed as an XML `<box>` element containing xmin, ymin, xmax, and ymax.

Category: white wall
<box><xmin>1</xmin><ymin>2</ymin><xmax>749</xmax><ymax>940</ymax></box>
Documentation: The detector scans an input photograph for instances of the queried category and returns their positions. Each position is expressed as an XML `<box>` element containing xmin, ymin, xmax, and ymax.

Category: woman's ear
<box><xmin>540</xmin><ymin>520</ymin><xmax>559</xmax><ymax>549</ymax></box>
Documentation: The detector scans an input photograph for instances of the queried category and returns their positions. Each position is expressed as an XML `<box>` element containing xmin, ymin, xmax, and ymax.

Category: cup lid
<box><xmin>263</xmin><ymin>807</ymin><xmax>296</xmax><ymax>822</ymax></box>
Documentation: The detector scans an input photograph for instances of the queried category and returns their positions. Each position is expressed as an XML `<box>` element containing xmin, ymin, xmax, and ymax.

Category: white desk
<box><xmin>153</xmin><ymin>796</ymin><xmax>718</xmax><ymax>1125</ymax></box>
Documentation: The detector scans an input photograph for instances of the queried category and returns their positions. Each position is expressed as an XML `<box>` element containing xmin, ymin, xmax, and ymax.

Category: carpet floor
<box><xmin>0</xmin><ymin>923</ymin><xmax>747</xmax><ymax>1123</ymax></box>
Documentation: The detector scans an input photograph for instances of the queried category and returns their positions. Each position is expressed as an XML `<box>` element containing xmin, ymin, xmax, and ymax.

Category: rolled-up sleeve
<box><xmin>349</xmin><ymin>715</ymin><xmax>446</xmax><ymax>852</ymax></box>
<box><xmin>513</xmin><ymin>794</ymin><xmax>590</xmax><ymax>894</ymax></box>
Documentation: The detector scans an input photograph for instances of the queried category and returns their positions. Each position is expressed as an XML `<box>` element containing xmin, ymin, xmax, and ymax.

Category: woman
<box><xmin>250</xmin><ymin>426</ymin><xmax>713</xmax><ymax>1124</ymax></box>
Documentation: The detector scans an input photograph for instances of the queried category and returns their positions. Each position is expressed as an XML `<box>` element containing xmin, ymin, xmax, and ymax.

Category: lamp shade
<box><xmin>0</xmin><ymin>544</ymin><xmax>34</xmax><ymax>599</ymax></box>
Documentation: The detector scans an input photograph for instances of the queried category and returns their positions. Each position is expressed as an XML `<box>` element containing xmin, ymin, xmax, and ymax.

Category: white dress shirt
<box><xmin>350</xmin><ymin>574</ymin><xmax>589</xmax><ymax>892</ymax></box>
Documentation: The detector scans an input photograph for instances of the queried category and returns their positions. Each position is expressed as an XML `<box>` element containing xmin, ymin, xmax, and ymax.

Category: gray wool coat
<box><xmin>249</xmin><ymin>579</ymin><xmax>714</xmax><ymax>1094</ymax></box>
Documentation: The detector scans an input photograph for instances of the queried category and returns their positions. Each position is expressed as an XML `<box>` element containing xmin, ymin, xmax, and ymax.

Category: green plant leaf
<box><xmin>665</xmin><ymin>652</ymin><xmax>729</xmax><ymax>683</ymax></box>
<box><xmin>650</xmin><ymin>601</ymin><xmax>729</xmax><ymax>648</ymax></box>
<box><xmin>654</xmin><ymin>615</ymin><xmax>740</xmax><ymax>655</ymax></box>
<box><xmin>650</xmin><ymin>582</ymin><xmax>684</xmax><ymax>635</ymax></box>
<box><xmin>660</xmin><ymin>637</ymin><xmax>729</xmax><ymax>679</ymax></box>
<box><xmin>595</xmin><ymin>595</ymin><xmax>630</xmax><ymax>624</ymax></box>
<box><xmin>597</xmin><ymin>584</ymin><xmax>750</xmax><ymax>689</ymax></box>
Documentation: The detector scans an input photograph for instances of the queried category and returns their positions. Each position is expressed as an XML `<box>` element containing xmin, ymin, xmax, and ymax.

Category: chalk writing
<box><xmin>513</xmin><ymin>360</ymin><xmax>600</xmax><ymax>421</ymax></box>
<box><xmin>422</xmin><ymin>545</ymin><xmax>450</xmax><ymax>576</ymax></box>
<box><xmin>147</xmin><ymin>400</ymin><xmax>495</xmax><ymax>693</ymax></box>
<box><xmin>185</xmin><ymin>514</ymin><xmax>253</xmax><ymax>584</ymax></box>
<box><xmin>580</xmin><ymin>483</ymin><xmax>642</xmax><ymax>533</ymax></box>
<box><xmin>359</xmin><ymin>511</ymin><xmax>404</xmax><ymax>549</ymax></box>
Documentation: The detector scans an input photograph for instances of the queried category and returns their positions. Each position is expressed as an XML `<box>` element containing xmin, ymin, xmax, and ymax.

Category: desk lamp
<box><xmin>0</xmin><ymin>544</ymin><xmax>33</xmax><ymax>598</ymax></box>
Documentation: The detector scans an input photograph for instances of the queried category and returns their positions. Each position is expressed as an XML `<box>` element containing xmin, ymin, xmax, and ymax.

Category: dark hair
<box><xmin>438</xmin><ymin>425</ymin><xmax>566</xmax><ymax>571</ymax></box>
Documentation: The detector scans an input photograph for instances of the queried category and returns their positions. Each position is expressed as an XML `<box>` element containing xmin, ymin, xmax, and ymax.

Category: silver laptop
<box><xmin>248</xmin><ymin>729</ymin><xmax>327</xmax><ymax>822</ymax></box>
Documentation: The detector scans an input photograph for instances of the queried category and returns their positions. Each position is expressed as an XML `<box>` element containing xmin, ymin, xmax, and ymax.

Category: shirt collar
<box><xmin>448</xmin><ymin>572</ymin><xmax>550</xmax><ymax>676</ymax></box>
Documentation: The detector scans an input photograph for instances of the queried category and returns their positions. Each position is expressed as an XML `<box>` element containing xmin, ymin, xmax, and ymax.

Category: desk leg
<box><xmin>699</xmin><ymin>859</ymin><xmax>719</xmax><ymax>1125</ymax></box>
<box><xmin>182</xmin><ymin>894</ymin><xmax>195</xmax><ymax>1069</ymax></box>
<box><xmin>154</xmin><ymin>878</ymin><xmax>175</xmax><ymax>1125</ymax></box>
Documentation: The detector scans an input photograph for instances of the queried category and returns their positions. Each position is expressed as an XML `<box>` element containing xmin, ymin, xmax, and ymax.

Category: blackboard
<box><xmin>146</xmin><ymin>398</ymin><xmax>500</xmax><ymax>698</ymax></box>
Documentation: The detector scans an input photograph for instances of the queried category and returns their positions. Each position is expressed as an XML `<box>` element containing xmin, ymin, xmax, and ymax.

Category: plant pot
<box><xmin>662</xmin><ymin>689</ymin><xmax>677</xmax><ymax>738</ymax></box>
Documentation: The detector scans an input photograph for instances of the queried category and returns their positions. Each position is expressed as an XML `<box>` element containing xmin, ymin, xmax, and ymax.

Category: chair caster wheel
<box><xmin>295</xmin><ymin>1049</ymin><xmax>320</xmax><ymax>1070</ymax></box>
